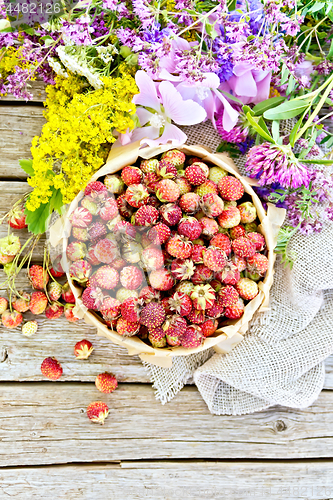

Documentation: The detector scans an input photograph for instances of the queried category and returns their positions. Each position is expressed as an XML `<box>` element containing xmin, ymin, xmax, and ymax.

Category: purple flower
<box><xmin>219</xmin><ymin>62</ymin><xmax>272</xmax><ymax>105</ymax></box>
<box><xmin>245</xmin><ymin>143</ymin><xmax>311</xmax><ymax>189</ymax></box>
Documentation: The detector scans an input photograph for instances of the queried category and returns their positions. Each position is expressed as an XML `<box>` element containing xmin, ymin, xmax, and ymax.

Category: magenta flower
<box><xmin>245</xmin><ymin>143</ymin><xmax>311</xmax><ymax>189</ymax></box>
<box><xmin>117</xmin><ymin>70</ymin><xmax>207</xmax><ymax>147</ymax></box>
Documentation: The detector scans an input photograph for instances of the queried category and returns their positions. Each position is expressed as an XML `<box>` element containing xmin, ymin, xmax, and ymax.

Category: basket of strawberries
<box><xmin>57</xmin><ymin>142</ymin><xmax>283</xmax><ymax>367</ymax></box>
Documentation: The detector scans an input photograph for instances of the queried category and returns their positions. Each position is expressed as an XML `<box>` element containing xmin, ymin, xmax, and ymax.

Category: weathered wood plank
<box><xmin>1</xmin><ymin>383</ymin><xmax>333</xmax><ymax>465</ymax></box>
<box><xmin>0</xmin><ymin>106</ymin><xmax>44</xmax><ymax>178</ymax></box>
<box><xmin>0</xmin><ymin>461</ymin><xmax>332</xmax><ymax>500</ymax></box>
<box><xmin>1</xmin><ymin>80</ymin><xmax>47</xmax><ymax>103</ymax></box>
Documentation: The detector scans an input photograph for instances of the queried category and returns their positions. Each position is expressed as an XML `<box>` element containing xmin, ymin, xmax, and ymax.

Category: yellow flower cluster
<box><xmin>0</xmin><ymin>46</ymin><xmax>36</xmax><ymax>93</ymax></box>
<box><xmin>26</xmin><ymin>73</ymin><xmax>138</xmax><ymax>211</ymax></box>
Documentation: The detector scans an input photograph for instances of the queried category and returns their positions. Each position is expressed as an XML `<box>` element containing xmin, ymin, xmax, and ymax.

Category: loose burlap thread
<box><xmin>144</xmin><ymin>121</ymin><xmax>333</xmax><ymax>415</ymax></box>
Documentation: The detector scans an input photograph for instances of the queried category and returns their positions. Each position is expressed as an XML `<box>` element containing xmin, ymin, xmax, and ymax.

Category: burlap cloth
<box><xmin>143</xmin><ymin>121</ymin><xmax>333</xmax><ymax>415</ymax></box>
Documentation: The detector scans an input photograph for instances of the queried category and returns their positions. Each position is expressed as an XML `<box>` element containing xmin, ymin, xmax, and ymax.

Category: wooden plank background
<box><xmin>1</xmin><ymin>82</ymin><xmax>333</xmax><ymax>498</ymax></box>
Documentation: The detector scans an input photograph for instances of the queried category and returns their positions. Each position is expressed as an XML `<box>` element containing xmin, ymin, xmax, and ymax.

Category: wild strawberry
<box><xmin>29</xmin><ymin>291</ymin><xmax>48</xmax><ymax>315</ymax></box>
<box><xmin>120</xmin><ymin>266</ymin><xmax>144</xmax><ymax>290</ymax></box>
<box><xmin>159</xmin><ymin>203</ymin><xmax>182</xmax><ymax>226</ymax></box>
<box><xmin>219</xmin><ymin>285</ymin><xmax>239</xmax><ymax>307</ymax></box>
<box><xmin>0</xmin><ymin>235</ymin><xmax>21</xmax><ymax>264</ymax></box>
<box><xmin>206</xmin><ymin>299</ymin><xmax>224</xmax><ymax>318</ymax></box>
<box><xmin>149</xmin><ymin>269</ymin><xmax>174</xmax><ymax>291</ymax></box>
<box><xmin>194</xmin><ymin>179</ymin><xmax>218</xmax><ymax>197</ymax></box>
<box><xmin>247</xmin><ymin>253</ymin><xmax>269</xmax><ymax>275</ymax></box>
<box><xmin>148</xmin><ymin>223</ymin><xmax>171</xmax><ymax>245</ymax></box>
<box><xmin>72</xmin><ymin>227</ymin><xmax>89</xmax><ymax>242</ymax></box>
<box><xmin>238</xmin><ymin>202</ymin><xmax>257</xmax><ymax>223</ymax></box>
<box><xmin>116</xmin><ymin>288</ymin><xmax>139</xmax><ymax>303</ymax></box>
<box><xmin>146</xmin><ymin>195</ymin><xmax>160</xmax><ymax>208</ymax></box>
<box><xmin>181</xmin><ymin>325</ymin><xmax>204</xmax><ymax>348</ymax></box>
<box><xmin>11</xmin><ymin>292</ymin><xmax>30</xmax><ymax>313</ymax></box>
<box><xmin>236</xmin><ymin>278</ymin><xmax>259</xmax><ymax>300</ymax></box>
<box><xmin>209</xmin><ymin>166</ymin><xmax>227</xmax><ymax>184</ymax></box>
<box><xmin>178</xmin><ymin>217</ymin><xmax>202</xmax><ymax>241</ymax></box>
<box><xmin>41</xmin><ymin>357</ymin><xmax>63</xmax><ymax>380</ymax></box>
<box><xmin>200</xmin><ymin>193</ymin><xmax>224</xmax><ymax>218</ymax></box>
<box><xmin>229</xmin><ymin>225</ymin><xmax>246</xmax><ymax>239</ymax></box>
<box><xmin>121</xmin><ymin>166</ymin><xmax>142</xmax><ymax>185</ymax></box>
<box><xmin>175</xmin><ymin>280</ymin><xmax>194</xmax><ymax>295</ymax></box>
<box><xmin>231</xmin><ymin>254</ymin><xmax>247</xmax><ymax>272</ymax></box>
<box><xmin>117</xmin><ymin>194</ymin><xmax>134</xmax><ymax>218</ymax></box>
<box><xmin>94</xmin><ymin>239</ymin><xmax>118</xmax><ymax>264</ymax></box>
<box><xmin>244</xmin><ymin>222</ymin><xmax>258</xmax><ymax>233</ymax></box>
<box><xmin>140</xmin><ymin>158</ymin><xmax>159</xmax><ymax>173</ymax></box>
<box><xmin>139</xmin><ymin>286</ymin><xmax>161</xmax><ymax>303</ymax></box>
<box><xmin>61</xmin><ymin>282</ymin><xmax>76</xmax><ymax>303</ymax></box>
<box><xmin>190</xmin><ymin>284</ymin><xmax>216</xmax><ymax>310</ymax></box>
<box><xmin>125</xmin><ymin>184</ymin><xmax>149</xmax><ymax>208</ymax></box>
<box><xmin>166</xmin><ymin>234</ymin><xmax>192</xmax><ymax>259</ymax></box>
<box><xmin>224</xmin><ymin>297</ymin><xmax>245</xmax><ymax>319</ymax></box>
<box><xmin>88</xmin><ymin>221</ymin><xmax>107</xmax><ymax>242</ymax></box>
<box><xmin>218</xmin><ymin>176</ymin><xmax>244</xmax><ymax>201</ymax></box>
<box><xmin>81</xmin><ymin>198</ymin><xmax>99</xmax><ymax>216</ymax></box>
<box><xmin>100</xmin><ymin>297</ymin><xmax>121</xmax><ymax>321</ymax></box>
<box><xmin>143</xmin><ymin>172</ymin><xmax>160</xmax><ymax>192</ymax></box>
<box><xmin>185</xmin><ymin>163</ymin><xmax>208</xmax><ymax>185</ymax></box>
<box><xmin>113</xmin><ymin>220</ymin><xmax>136</xmax><ymax>240</ymax></box>
<box><xmin>161</xmin><ymin>149</ymin><xmax>186</xmax><ymax>167</ymax></box>
<box><xmin>82</xmin><ymin>287</ymin><xmax>105</xmax><ymax>310</ymax></box>
<box><xmin>70</xmin><ymin>207</ymin><xmax>92</xmax><ymax>228</ymax></box>
<box><xmin>141</xmin><ymin>247</ymin><xmax>164</xmax><ymax>271</ymax></box>
<box><xmin>22</xmin><ymin>320</ymin><xmax>38</xmax><ymax>337</ymax></box>
<box><xmin>74</xmin><ymin>339</ymin><xmax>94</xmax><ymax>359</ymax></box>
<box><xmin>121</xmin><ymin>297</ymin><xmax>143</xmax><ymax>323</ymax></box>
<box><xmin>104</xmin><ymin>174</ymin><xmax>125</xmax><ymax>194</ymax></box>
<box><xmin>87</xmin><ymin>401</ymin><xmax>109</xmax><ymax>425</ymax></box>
<box><xmin>201</xmin><ymin>319</ymin><xmax>218</xmax><ymax>337</ymax></box>
<box><xmin>200</xmin><ymin>217</ymin><xmax>219</xmax><ymax>237</ymax></box>
<box><xmin>84</xmin><ymin>181</ymin><xmax>108</xmax><ymax>199</ymax></box>
<box><xmin>163</xmin><ymin>315</ymin><xmax>187</xmax><ymax>346</ymax></box>
<box><xmin>203</xmin><ymin>247</ymin><xmax>227</xmax><ymax>272</ymax></box>
<box><xmin>140</xmin><ymin>302</ymin><xmax>165</xmax><ymax>330</ymax></box>
<box><xmin>210</xmin><ymin>279</ymin><xmax>222</xmax><ymax>292</ymax></box>
<box><xmin>232</xmin><ymin>236</ymin><xmax>256</xmax><ymax>258</ymax></box>
<box><xmin>94</xmin><ymin>266</ymin><xmax>119</xmax><ymax>290</ymax></box>
<box><xmin>210</xmin><ymin>233</ymin><xmax>231</xmax><ymax>255</ymax></box>
<box><xmin>179</xmin><ymin>192</ymin><xmax>200</xmax><ymax>214</ymax></box>
<box><xmin>148</xmin><ymin>327</ymin><xmax>167</xmax><ymax>348</ymax></box>
<box><xmin>8</xmin><ymin>203</ymin><xmax>27</xmax><ymax>229</ymax></box>
<box><xmin>100</xmin><ymin>198</ymin><xmax>119</xmax><ymax>221</ymax></box>
<box><xmin>135</xmin><ymin>205</ymin><xmax>159</xmax><ymax>226</ymax></box>
<box><xmin>45</xmin><ymin>302</ymin><xmax>64</xmax><ymax>320</ymax></box>
<box><xmin>95</xmin><ymin>373</ymin><xmax>118</xmax><ymax>394</ymax></box>
<box><xmin>28</xmin><ymin>265</ymin><xmax>48</xmax><ymax>291</ymax></box>
<box><xmin>156</xmin><ymin>179</ymin><xmax>180</xmax><ymax>203</ymax></box>
<box><xmin>66</xmin><ymin>241</ymin><xmax>87</xmax><ymax>262</ymax></box>
<box><xmin>175</xmin><ymin>176</ymin><xmax>192</xmax><ymax>195</ymax></box>
<box><xmin>123</xmin><ymin>241</ymin><xmax>143</xmax><ymax>264</ymax></box>
<box><xmin>218</xmin><ymin>206</ymin><xmax>241</xmax><ymax>228</ymax></box>
<box><xmin>156</xmin><ymin>159</ymin><xmax>178</xmax><ymax>179</ymax></box>
<box><xmin>0</xmin><ymin>297</ymin><xmax>8</xmax><ymax>314</ymax></box>
<box><xmin>1</xmin><ymin>310</ymin><xmax>23</xmax><ymax>329</ymax></box>
<box><xmin>49</xmin><ymin>255</ymin><xmax>65</xmax><ymax>278</ymax></box>
<box><xmin>116</xmin><ymin>317</ymin><xmax>140</xmax><ymax>336</ymax></box>
<box><xmin>191</xmin><ymin>244</ymin><xmax>205</xmax><ymax>264</ymax></box>
<box><xmin>216</xmin><ymin>261</ymin><xmax>241</xmax><ymax>285</ymax></box>
<box><xmin>64</xmin><ymin>303</ymin><xmax>80</xmax><ymax>322</ymax></box>
<box><xmin>168</xmin><ymin>291</ymin><xmax>192</xmax><ymax>316</ymax></box>
<box><xmin>170</xmin><ymin>258</ymin><xmax>195</xmax><ymax>281</ymax></box>
<box><xmin>191</xmin><ymin>264</ymin><xmax>213</xmax><ymax>285</ymax></box>
<box><xmin>247</xmin><ymin>232</ymin><xmax>266</xmax><ymax>251</ymax></box>
<box><xmin>69</xmin><ymin>260</ymin><xmax>92</xmax><ymax>284</ymax></box>
<box><xmin>112</xmin><ymin>257</ymin><xmax>127</xmax><ymax>270</ymax></box>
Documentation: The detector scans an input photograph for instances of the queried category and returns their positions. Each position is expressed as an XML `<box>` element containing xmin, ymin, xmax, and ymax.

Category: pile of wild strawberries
<box><xmin>66</xmin><ymin>149</ymin><xmax>269</xmax><ymax>350</ymax></box>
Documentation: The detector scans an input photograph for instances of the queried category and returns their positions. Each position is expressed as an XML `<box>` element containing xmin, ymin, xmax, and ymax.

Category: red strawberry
<box><xmin>148</xmin><ymin>327</ymin><xmax>167</xmax><ymax>348</ymax></box>
<box><xmin>186</xmin><ymin>308</ymin><xmax>206</xmax><ymax>324</ymax></box>
<box><xmin>41</xmin><ymin>357</ymin><xmax>63</xmax><ymax>380</ymax></box>
<box><xmin>112</xmin><ymin>257</ymin><xmax>127</xmax><ymax>270</ymax></box>
<box><xmin>247</xmin><ymin>232</ymin><xmax>266</xmax><ymax>251</ymax></box>
<box><xmin>156</xmin><ymin>160</ymin><xmax>178</xmax><ymax>179</ymax></box>
<box><xmin>219</xmin><ymin>285</ymin><xmax>239</xmax><ymax>307</ymax></box>
<box><xmin>121</xmin><ymin>297</ymin><xmax>143</xmax><ymax>323</ymax></box>
<box><xmin>179</xmin><ymin>193</ymin><xmax>200</xmax><ymax>214</ymax></box>
<box><xmin>170</xmin><ymin>258</ymin><xmax>195</xmax><ymax>281</ymax></box>
<box><xmin>218</xmin><ymin>206</ymin><xmax>241</xmax><ymax>228</ymax></box>
<box><xmin>29</xmin><ymin>291</ymin><xmax>48</xmax><ymax>315</ymax></box>
<box><xmin>139</xmin><ymin>286</ymin><xmax>161</xmax><ymax>303</ymax></box>
<box><xmin>191</xmin><ymin>244</ymin><xmax>205</xmax><ymax>264</ymax></box>
<box><xmin>159</xmin><ymin>203</ymin><xmax>182</xmax><ymax>226</ymax></box>
<box><xmin>1</xmin><ymin>310</ymin><xmax>23</xmax><ymax>329</ymax></box>
<box><xmin>178</xmin><ymin>217</ymin><xmax>202</xmax><ymax>240</ymax></box>
<box><xmin>95</xmin><ymin>373</ymin><xmax>118</xmax><ymax>394</ymax></box>
<box><xmin>116</xmin><ymin>317</ymin><xmax>140</xmax><ymax>336</ymax></box>
<box><xmin>236</xmin><ymin>278</ymin><xmax>259</xmax><ymax>300</ymax></box>
<box><xmin>232</xmin><ymin>236</ymin><xmax>256</xmax><ymax>258</ymax></box>
<box><xmin>113</xmin><ymin>220</ymin><xmax>136</xmax><ymax>240</ymax></box>
<box><xmin>181</xmin><ymin>325</ymin><xmax>204</xmax><ymax>348</ymax></box>
<box><xmin>69</xmin><ymin>260</ymin><xmax>92</xmax><ymax>284</ymax></box>
<box><xmin>203</xmin><ymin>247</ymin><xmax>227</xmax><ymax>272</ymax></box>
<box><xmin>201</xmin><ymin>319</ymin><xmax>218</xmax><ymax>337</ymax></box>
<box><xmin>247</xmin><ymin>253</ymin><xmax>269</xmax><ymax>275</ymax></box>
<box><xmin>156</xmin><ymin>179</ymin><xmax>180</xmax><ymax>203</ymax></box>
<box><xmin>74</xmin><ymin>339</ymin><xmax>94</xmax><ymax>359</ymax></box>
<box><xmin>140</xmin><ymin>302</ymin><xmax>166</xmax><ymax>329</ymax></box>
<box><xmin>149</xmin><ymin>269</ymin><xmax>174</xmax><ymax>291</ymax></box>
<box><xmin>70</xmin><ymin>207</ymin><xmax>92</xmax><ymax>228</ymax></box>
<box><xmin>185</xmin><ymin>163</ymin><xmax>208</xmax><ymax>185</ymax></box>
<box><xmin>28</xmin><ymin>265</ymin><xmax>49</xmax><ymax>290</ymax></box>
<box><xmin>218</xmin><ymin>176</ymin><xmax>244</xmax><ymax>201</ymax></box>
<box><xmin>88</xmin><ymin>221</ymin><xmax>107</xmax><ymax>242</ymax></box>
<box><xmin>190</xmin><ymin>284</ymin><xmax>216</xmax><ymax>310</ymax></box>
<box><xmin>206</xmin><ymin>299</ymin><xmax>224</xmax><ymax>318</ymax></box>
<box><xmin>12</xmin><ymin>292</ymin><xmax>30</xmax><ymax>313</ymax></box>
<box><xmin>224</xmin><ymin>297</ymin><xmax>245</xmax><ymax>319</ymax></box>
<box><xmin>64</xmin><ymin>304</ymin><xmax>80</xmax><ymax>322</ymax></box>
<box><xmin>66</xmin><ymin>241</ymin><xmax>87</xmax><ymax>262</ymax></box>
<box><xmin>163</xmin><ymin>315</ymin><xmax>187</xmax><ymax>346</ymax></box>
<box><xmin>216</xmin><ymin>261</ymin><xmax>241</xmax><ymax>285</ymax></box>
<box><xmin>94</xmin><ymin>266</ymin><xmax>119</xmax><ymax>290</ymax></box>
<box><xmin>161</xmin><ymin>149</ymin><xmax>186</xmax><ymax>167</ymax></box>
<box><xmin>94</xmin><ymin>239</ymin><xmax>118</xmax><ymax>264</ymax></box>
<box><xmin>210</xmin><ymin>279</ymin><xmax>223</xmax><ymax>293</ymax></box>
<box><xmin>61</xmin><ymin>282</ymin><xmax>75</xmax><ymax>304</ymax></box>
<box><xmin>8</xmin><ymin>203</ymin><xmax>27</xmax><ymax>229</ymax></box>
<box><xmin>45</xmin><ymin>302</ymin><xmax>64</xmax><ymax>319</ymax></box>
<box><xmin>87</xmin><ymin>401</ymin><xmax>109</xmax><ymax>425</ymax></box>
<box><xmin>84</xmin><ymin>181</ymin><xmax>108</xmax><ymax>199</ymax></box>
<box><xmin>210</xmin><ymin>233</ymin><xmax>231</xmax><ymax>255</ymax></box>
<box><xmin>120</xmin><ymin>266</ymin><xmax>144</xmax><ymax>290</ymax></box>
<box><xmin>148</xmin><ymin>223</ymin><xmax>171</xmax><ymax>245</ymax></box>
<box><xmin>0</xmin><ymin>297</ymin><xmax>8</xmax><ymax>314</ymax></box>
<box><xmin>200</xmin><ymin>193</ymin><xmax>224</xmax><ymax>218</ymax></box>
<box><xmin>81</xmin><ymin>287</ymin><xmax>105</xmax><ymax>310</ymax></box>
<box><xmin>200</xmin><ymin>217</ymin><xmax>219</xmax><ymax>237</ymax></box>
<box><xmin>191</xmin><ymin>264</ymin><xmax>213</xmax><ymax>285</ymax></box>
<box><xmin>117</xmin><ymin>194</ymin><xmax>134</xmax><ymax>218</ymax></box>
<box><xmin>100</xmin><ymin>198</ymin><xmax>119</xmax><ymax>221</ymax></box>
<box><xmin>143</xmin><ymin>172</ymin><xmax>160</xmax><ymax>192</ymax></box>
<box><xmin>49</xmin><ymin>255</ymin><xmax>65</xmax><ymax>278</ymax></box>
<box><xmin>125</xmin><ymin>184</ymin><xmax>149</xmax><ymax>208</ymax></box>
<box><xmin>167</xmin><ymin>291</ymin><xmax>192</xmax><ymax>316</ymax></box>
<box><xmin>135</xmin><ymin>205</ymin><xmax>159</xmax><ymax>226</ymax></box>
<box><xmin>166</xmin><ymin>234</ymin><xmax>192</xmax><ymax>259</ymax></box>
<box><xmin>100</xmin><ymin>297</ymin><xmax>121</xmax><ymax>321</ymax></box>
<box><xmin>121</xmin><ymin>166</ymin><xmax>142</xmax><ymax>185</ymax></box>
<box><xmin>229</xmin><ymin>225</ymin><xmax>246</xmax><ymax>239</ymax></box>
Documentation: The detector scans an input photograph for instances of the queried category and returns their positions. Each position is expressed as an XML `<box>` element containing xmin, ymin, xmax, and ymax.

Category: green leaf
<box><xmin>289</xmin><ymin>116</ymin><xmax>303</xmax><ymax>147</ymax></box>
<box><xmin>242</xmin><ymin>104</ymin><xmax>254</xmax><ymax>116</ymax></box>
<box><xmin>286</xmin><ymin>76</ymin><xmax>297</xmax><ymax>96</ymax></box>
<box><xmin>205</xmin><ymin>22</ymin><xmax>218</xmax><ymax>40</ymax></box>
<box><xmin>246</xmin><ymin>113</ymin><xmax>275</xmax><ymax>143</ymax></box>
<box><xmin>218</xmin><ymin>89</ymin><xmax>243</xmax><ymax>105</ymax></box>
<box><xmin>50</xmin><ymin>188</ymin><xmax>63</xmax><ymax>214</ymax></box>
<box><xmin>271</xmin><ymin>121</ymin><xmax>280</xmax><ymax>142</ymax></box>
<box><xmin>307</xmin><ymin>1</ymin><xmax>325</xmax><ymax>12</ymax></box>
<box><xmin>280</xmin><ymin>64</ymin><xmax>290</xmax><ymax>85</ymax></box>
<box><xmin>227</xmin><ymin>0</ymin><xmax>237</xmax><ymax>10</ymax></box>
<box><xmin>263</xmin><ymin>100</ymin><xmax>310</xmax><ymax>120</ymax></box>
<box><xmin>328</xmin><ymin>39</ymin><xmax>333</xmax><ymax>59</ymax></box>
<box><xmin>25</xmin><ymin>201</ymin><xmax>52</xmax><ymax>235</ymax></box>
<box><xmin>301</xmin><ymin>158</ymin><xmax>333</xmax><ymax>164</ymax></box>
<box><xmin>19</xmin><ymin>159</ymin><xmax>34</xmax><ymax>176</ymax></box>
<box><xmin>252</xmin><ymin>96</ymin><xmax>285</xmax><ymax>116</ymax></box>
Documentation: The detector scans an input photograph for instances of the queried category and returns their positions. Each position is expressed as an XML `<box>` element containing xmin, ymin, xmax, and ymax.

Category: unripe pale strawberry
<box><xmin>87</xmin><ymin>401</ymin><xmax>109</xmax><ymax>425</ymax></box>
<box><xmin>28</xmin><ymin>264</ymin><xmax>49</xmax><ymax>290</ymax></box>
<box><xmin>148</xmin><ymin>327</ymin><xmax>167</xmax><ymax>348</ymax></box>
<box><xmin>0</xmin><ymin>297</ymin><xmax>8</xmax><ymax>314</ymax></box>
<box><xmin>41</xmin><ymin>357</ymin><xmax>63</xmax><ymax>380</ymax></box>
<box><xmin>218</xmin><ymin>206</ymin><xmax>241</xmax><ymax>229</ymax></box>
<box><xmin>218</xmin><ymin>176</ymin><xmax>244</xmax><ymax>201</ymax></box>
<box><xmin>29</xmin><ymin>291</ymin><xmax>48</xmax><ymax>315</ymax></box>
<box><xmin>72</xmin><ymin>226</ymin><xmax>89</xmax><ymax>242</ymax></box>
<box><xmin>141</xmin><ymin>247</ymin><xmax>165</xmax><ymax>271</ymax></box>
<box><xmin>190</xmin><ymin>283</ymin><xmax>216</xmax><ymax>311</ymax></box>
<box><xmin>116</xmin><ymin>288</ymin><xmax>139</xmax><ymax>303</ymax></box>
<box><xmin>238</xmin><ymin>202</ymin><xmax>257</xmax><ymax>223</ymax></box>
<box><xmin>123</xmin><ymin>241</ymin><xmax>143</xmax><ymax>264</ymax></box>
<box><xmin>12</xmin><ymin>292</ymin><xmax>30</xmax><ymax>313</ymax></box>
<box><xmin>194</xmin><ymin>179</ymin><xmax>218</xmax><ymax>197</ymax></box>
<box><xmin>22</xmin><ymin>320</ymin><xmax>38</xmax><ymax>337</ymax></box>
<box><xmin>175</xmin><ymin>280</ymin><xmax>194</xmax><ymax>295</ymax></box>
<box><xmin>95</xmin><ymin>373</ymin><xmax>118</xmax><ymax>394</ymax></box>
<box><xmin>48</xmin><ymin>282</ymin><xmax>62</xmax><ymax>302</ymax></box>
<box><xmin>149</xmin><ymin>269</ymin><xmax>174</xmax><ymax>291</ymax></box>
<box><xmin>81</xmin><ymin>198</ymin><xmax>99</xmax><ymax>216</ymax></box>
<box><xmin>236</xmin><ymin>278</ymin><xmax>259</xmax><ymax>300</ymax></box>
<box><xmin>0</xmin><ymin>235</ymin><xmax>21</xmax><ymax>264</ymax></box>
<box><xmin>140</xmin><ymin>158</ymin><xmax>159</xmax><ymax>173</ymax></box>
<box><xmin>175</xmin><ymin>176</ymin><xmax>192</xmax><ymax>195</ymax></box>
<box><xmin>209</xmin><ymin>166</ymin><xmax>227</xmax><ymax>184</ymax></box>
<box><xmin>74</xmin><ymin>339</ymin><xmax>94</xmax><ymax>359</ymax></box>
<box><xmin>181</xmin><ymin>325</ymin><xmax>204</xmax><ymax>348</ymax></box>
<box><xmin>2</xmin><ymin>310</ymin><xmax>23</xmax><ymax>328</ymax></box>
<box><xmin>66</xmin><ymin>241</ymin><xmax>87</xmax><ymax>262</ymax></box>
<box><xmin>104</xmin><ymin>174</ymin><xmax>125</xmax><ymax>194</ymax></box>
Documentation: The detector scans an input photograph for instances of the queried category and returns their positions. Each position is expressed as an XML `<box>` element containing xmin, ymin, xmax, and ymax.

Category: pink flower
<box><xmin>220</xmin><ymin>63</ymin><xmax>271</xmax><ymax>105</ymax></box>
<box><xmin>117</xmin><ymin>70</ymin><xmax>207</xmax><ymax>147</ymax></box>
